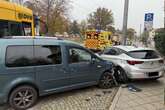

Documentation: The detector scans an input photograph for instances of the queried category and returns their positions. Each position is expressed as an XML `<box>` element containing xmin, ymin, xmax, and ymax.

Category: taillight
<box><xmin>159</xmin><ymin>60</ymin><xmax>164</xmax><ymax>64</ymax></box>
<box><xmin>127</xmin><ymin>60</ymin><xmax>144</xmax><ymax>65</ymax></box>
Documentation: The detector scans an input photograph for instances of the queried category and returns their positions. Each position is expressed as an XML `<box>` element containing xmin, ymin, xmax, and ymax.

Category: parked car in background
<box><xmin>0</xmin><ymin>36</ymin><xmax>114</xmax><ymax>110</ymax></box>
<box><xmin>99</xmin><ymin>45</ymin><xmax>165</xmax><ymax>82</ymax></box>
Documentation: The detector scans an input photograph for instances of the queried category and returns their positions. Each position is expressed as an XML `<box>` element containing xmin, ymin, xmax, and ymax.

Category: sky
<box><xmin>71</xmin><ymin>0</ymin><xmax>164</xmax><ymax>34</ymax></box>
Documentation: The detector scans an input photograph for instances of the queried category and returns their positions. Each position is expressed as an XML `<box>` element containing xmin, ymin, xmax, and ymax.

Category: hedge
<box><xmin>154</xmin><ymin>29</ymin><xmax>165</xmax><ymax>56</ymax></box>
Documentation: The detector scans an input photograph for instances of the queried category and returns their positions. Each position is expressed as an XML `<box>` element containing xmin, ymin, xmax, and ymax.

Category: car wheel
<box><xmin>9</xmin><ymin>85</ymin><xmax>38</xmax><ymax>110</ymax></box>
<box><xmin>98</xmin><ymin>71</ymin><xmax>114</xmax><ymax>89</ymax></box>
<box><xmin>115</xmin><ymin>67</ymin><xmax>129</xmax><ymax>83</ymax></box>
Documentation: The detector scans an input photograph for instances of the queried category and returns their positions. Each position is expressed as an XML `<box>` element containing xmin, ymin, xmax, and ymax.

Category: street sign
<box><xmin>145</xmin><ymin>13</ymin><xmax>154</xmax><ymax>21</ymax></box>
<box><xmin>144</xmin><ymin>13</ymin><xmax>154</xmax><ymax>31</ymax></box>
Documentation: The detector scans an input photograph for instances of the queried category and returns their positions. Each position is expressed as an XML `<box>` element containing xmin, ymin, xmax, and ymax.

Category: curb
<box><xmin>109</xmin><ymin>86</ymin><xmax>122</xmax><ymax>110</ymax></box>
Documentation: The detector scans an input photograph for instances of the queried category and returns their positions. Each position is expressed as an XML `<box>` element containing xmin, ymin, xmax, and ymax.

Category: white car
<box><xmin>100</xmin><ymin>45</ymin><xmax>165</xmax><ymax>82</ymax></box>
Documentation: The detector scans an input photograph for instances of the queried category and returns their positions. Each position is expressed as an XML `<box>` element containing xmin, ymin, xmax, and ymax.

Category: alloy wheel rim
<box><xmin>13</xmin><ymin>89</ymin><xmax>34</xmax><ymax>108</ymax></box>
<box><xmin>101</xmin><ymin>73</ymin><xmax>113</xmax><ymax>86</ymax></box>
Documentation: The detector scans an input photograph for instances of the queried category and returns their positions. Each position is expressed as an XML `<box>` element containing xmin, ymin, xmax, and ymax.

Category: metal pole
<box><xmin>164</xmin><ymin>1</ymin><xmax>165</xmax><ymax>106</ymax></box>
<box><xmin>164</xmin><ymin>0</ymin><xmax>165</xmax><ymax>29</ymax></box>
<box><xmin>140</xmin><ymin>24</ymin><xmax>142</xmax><ymax>37</ymax></box>
<box><xmin>122</xmin><ymin>0</ymin><xmax>129</xmax><ymax>45</ymax></box>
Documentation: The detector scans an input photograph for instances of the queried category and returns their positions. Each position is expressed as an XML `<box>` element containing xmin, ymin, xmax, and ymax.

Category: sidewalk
<box><xmin>110</xmin><ymin>78</ymin><xmax>165</xmax><ymax>110</ymax></box>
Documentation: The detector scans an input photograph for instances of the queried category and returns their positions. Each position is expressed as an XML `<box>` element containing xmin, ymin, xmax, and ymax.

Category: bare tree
<box><xmin>25</xmin><ymin>0</ymin><xmax>71</xmax><ymax>34</ymax></box>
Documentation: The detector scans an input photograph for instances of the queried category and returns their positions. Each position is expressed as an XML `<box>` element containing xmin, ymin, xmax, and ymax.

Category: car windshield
<box><xmin>127</xmin><ymin>50</ymin><xmax>160</xmax><ymax>59</ymax></box>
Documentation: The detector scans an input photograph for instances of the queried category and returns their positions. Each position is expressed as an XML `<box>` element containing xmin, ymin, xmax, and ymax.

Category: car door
<box><xmin>67</xmin><ymin>46</ymin><xmax>100</xmax><ymax>85</ymax></box>
<box><xmin>34</xmin><ymin>39</ymin><xmax>69</xmax><ymax>93</ymax></box>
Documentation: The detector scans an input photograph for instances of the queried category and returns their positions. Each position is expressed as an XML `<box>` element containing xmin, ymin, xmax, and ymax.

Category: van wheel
<box><xmin>9</xmin><ymin>85</ymin><xmax>38</xmax><ymax>110</ymax></box>
<box><xmin>98</xmin><ymin>71</ymin><xmax>114</xmax><ymax>89</ymax></box>
<box><xmin>115</xmin><ymin>67</ymin><xmax>128</xmax><ymax>83</ymax></box>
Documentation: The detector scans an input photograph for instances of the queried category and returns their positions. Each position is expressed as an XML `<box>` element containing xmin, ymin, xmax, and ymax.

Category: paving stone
<box><xmin>151</xmin><ymin>102</ymin><xmax>165</xmax><ymax>110</ymax></box>
<box><xmin>133</xmin><ymin>106</ymin><xmax>147</xmax><ymax>110</ymax></box>
<box><xmin>113</xmin><ymin>77</ymin><xmax>164</xmax><ymax>110</ymax></box>
<box><xmin>2</xmin><ymin>87</ymin><xmax>118</xmax><ymax>110</ymax></box>
<box><xmin>127</xmin><ymin>100</ymin><xmax>139</xmax><ymax>107</ymax></box>
<box><xmin>142</xmin><ymin>104</ymin><xmax>157</xmax><ymax>110</ymax></box>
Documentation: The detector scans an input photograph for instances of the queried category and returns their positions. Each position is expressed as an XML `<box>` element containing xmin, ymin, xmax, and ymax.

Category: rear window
<box><xmin>128</xmin><ymin>50</ymin><xmax>160</xmax><ymax>59</ymax></box>
<box><xmin>6</xmin><ymin>46</ymin><xmax>34</xmax><ymax>67</ymax></box>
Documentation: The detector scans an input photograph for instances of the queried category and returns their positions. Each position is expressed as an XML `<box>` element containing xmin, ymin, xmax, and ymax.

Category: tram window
<box><xmin>0</xmin><ymin>21</ymin><xmax>10</xmax><ymax>37</ymax></box>
<box><xmin>10</xmin><ymin>22</ymin><xmax>24</xmax><ymax>36</ymax></box>
<box><xmin>22</xmin><ymin>22</ymin><xmax>32</xmax><ymax>36</ymax></box>
<box><xmin>0</xmin><ymin>20</ymin><xmax>24</xmax><ymax>37</ymax></box>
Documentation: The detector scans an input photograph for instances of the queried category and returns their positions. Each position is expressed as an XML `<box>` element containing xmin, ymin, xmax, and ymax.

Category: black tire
<box><xmin>9</xmin><ymin>85</ymin><xmax>38</xmax><ymax>110</ymax></box>
<box><xmin>115</xmin><ymin>67</ymin><xmax>129</xmax><ymax>83</ymax></box>
<box><xmin>98</xmin><ymin>71</ymin><xmax>114</xmax><ymax>89</ymax></box>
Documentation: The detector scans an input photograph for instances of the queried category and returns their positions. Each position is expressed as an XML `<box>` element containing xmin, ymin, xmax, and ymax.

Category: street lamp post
<box><xmin>164</xmin><ymin>0</ymin><xmax>165</xmax><ymax>29</ymax></box>
<box><xmin>122</xmin><ymin>0</ymin><xmax>129</xmax><ymax>45</ymax></box>
<box><xmin>164</xmin><ymin>0</ymin><xmax>165</xmax><ymax>100</ymax></box>
<box><xmin>164</xmin><ymin>1</ymin><xmax>165</xmax><ymax>105</ymax></box>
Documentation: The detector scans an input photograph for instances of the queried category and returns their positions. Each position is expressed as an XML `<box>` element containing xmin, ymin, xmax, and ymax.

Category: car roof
<box><xmin>113</xmin><ymin>45</ymin><xmax>154</xmax><ymax>52</ymax></box>
<box><xmin>0</xmin><ymin>36</ymin><xmax>80</xmax><ymax>46</ymax></box>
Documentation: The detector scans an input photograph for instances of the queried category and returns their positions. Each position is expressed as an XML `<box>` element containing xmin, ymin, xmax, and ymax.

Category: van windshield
<box><xmin>127</xmin><ymin>50</ymin><xmax>160</xmax><ymax>59</ymax></box>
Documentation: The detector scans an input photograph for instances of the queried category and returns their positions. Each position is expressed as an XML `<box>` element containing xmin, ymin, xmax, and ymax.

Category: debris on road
<box><xmin>95</xmin><ymin>94</ymin><xmax>102</xmax><ymax>97</ymax></box>
<box><xmin>121</xmin><ymin>84</ymin><xmax>142</xmax><ymax>92</ymax></box>
<box><xmin>85</xmin><ymin>97</ymin><xmax>92</xmax><ymax>102</ymax></box>
<box><xmin>102</xmin><ymin>90</ymin><xmax>112</xmax><ymax>94</ymax></box>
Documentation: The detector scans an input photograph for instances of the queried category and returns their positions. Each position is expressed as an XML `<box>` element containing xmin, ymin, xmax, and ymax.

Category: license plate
<box><xmin>148</xmin><ymin>72</ymin><xmax>159</xmax><ymax>77</ymax></box>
